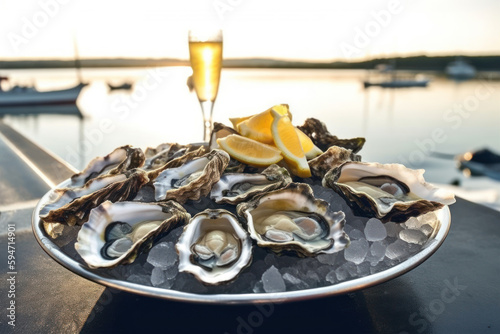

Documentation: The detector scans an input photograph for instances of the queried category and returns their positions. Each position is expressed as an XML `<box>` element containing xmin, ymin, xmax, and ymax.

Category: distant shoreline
<box><xmin>1</xmin><ymin>55</ymin><xmax>499</xmax><ymax>71</ymax></box>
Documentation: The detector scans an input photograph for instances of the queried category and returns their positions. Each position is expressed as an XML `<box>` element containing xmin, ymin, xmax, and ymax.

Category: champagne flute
<box><xmin>188</xmin><ymin>29</ymin><xmax>223</xmax><ymax>142</ymax></box>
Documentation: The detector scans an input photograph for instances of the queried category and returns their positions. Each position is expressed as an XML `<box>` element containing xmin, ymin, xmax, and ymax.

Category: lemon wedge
<box><xmin>217</xmin><ymin>134</ymin><xmax>283</xmax><ymax>167</ymax></box>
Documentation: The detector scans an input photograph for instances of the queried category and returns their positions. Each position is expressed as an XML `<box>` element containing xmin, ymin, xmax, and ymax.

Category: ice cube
<box><xmin>404</xmin><ymin>217</ymin><xmax>422</xmax><ymax>229</ymax></box>
<box><xmin>348</xmin><ymin>228</ymin><xmax>365</xmax><ymax>240</ymax></box>
<box><xmin>370</xmin><ymin>241</ymin><xmax>387</xmax><ymax>262</ymax></box>
<box><xmin>317</xmin><ymin>253</ymin><xmax>338</xmax><ymax>266</ymax></box>
<box><xmin>420</xmin><ymin>224</ymin><xmax>434</xmax><ymax>237</ymax></box>
<box><xmin>150</xmin><ymin>267</ymin><xmax>165</xmax><ymax>287</ymax></box>
<box><xmin>384</xmin><ymin>222</ymin><xmax>403</xmax><ymax>238</ymax></box>
<box><xmin>364</xmin><ymin>218</ymin><xmax>387</xmax><ymax>241</ymax></box>
<box><xmin>356</xmin><ymin>262</ymin><xmax>371</xmax><ymax>276</ymax></box>
<box><xmin>326</xmin><ymin>270</ymin><xmax>337</xmax><ymax>284</ymax></box>
<box><xmin>344</xmin><ymin>238</ymin><xmax>369</xmax><ymax>264</ymax></box>
<box><xmin>164</xmin><ymin>264</ymin><xmax>179</xmax><ymax>280</ymax></box>
<box><xmin>253</xmin><ymin>280</ymin><xmax>265</xmax><ymax>293</ymax></box>
<box><xmin>304</xmin><ymin>270</ymin><xmax>321</xmax><ymax>288</ymax></box>
<box><xmin>282</xmin><ymin>272</ymin><xmax>309</xmax><ymax>290</ymax></box>
<box><xmin>262</xmin><ymin>265</ymin><xmax>286</xmax><ymax>293</ymax></box>
<box><xmin>127</xmin><ymin>274</ymin><xmax>151</xmax><ymax>286</ymax></box>
<box><xmin>385</xmin><ymin>239</ymin><xmax>409</xmax><ymax>260</ymax></box>
<box><xmin>335</xmin><ymin>266</ymin><xmax>349</xmax><ymax>282</ymax></box>
<box><xmin>399</xmin><ymin>229</ymin><xmax>428</xmax><ymax>245</ymax></box>
<box><xmin>146</xmin><ymin>242</ymin><xmax>178</xmax><ymax>268</ymax></box>
<box><xmin>349</xmin><ymin>219</ymin><xmax>366</xmax><ymax>232</ymax></box>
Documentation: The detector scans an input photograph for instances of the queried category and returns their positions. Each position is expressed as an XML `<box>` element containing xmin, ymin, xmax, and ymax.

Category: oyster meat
<box><xmin>237</xmin><ymin>183</ymin><xmax>349</xmax><ymax>256</ymax></box>
<box><xmin>153</xmin><ymin>149</ymin><xmax>230</xmax><ymax>203</ymax></box>
<box><xmin>70</xmin><ymin>145</ymin><xmax>145</xmax><ymax>187</ymax></box>
<box><xmin>75</xmin><ymin>200</ymin><xmax>190</xmax><ymax>268</ymax></box>
<box><xmin>297</xmin><ymin>118</ymin><xmax>365</xmax><ymax>153</ymax></box>
<box><xmin>323</xmin><ymin>161</ymin><xmax>456</xmax><ymax>223</ymax></box>
<box><xmin>210</xmin><ymin>164</ymin><xmax>292</xmax><ymax>205</ymax></box>
<box><xmin>176</xmin><ymin>209</ymin><xmax>252</xmax><ymax>285</ymax></box>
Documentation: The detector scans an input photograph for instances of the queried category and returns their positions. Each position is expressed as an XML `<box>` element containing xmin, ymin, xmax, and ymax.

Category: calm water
<box><xmin>2</xmin><ymin>67</ymin><xmax>500</xmax><ymax>205</ymax></box>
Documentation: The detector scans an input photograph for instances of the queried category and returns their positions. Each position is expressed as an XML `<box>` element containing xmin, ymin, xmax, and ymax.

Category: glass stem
<box><xmin>199</xmin><ymin>100</ymin><xmax>214</xmax><ymax>143</ymax></box>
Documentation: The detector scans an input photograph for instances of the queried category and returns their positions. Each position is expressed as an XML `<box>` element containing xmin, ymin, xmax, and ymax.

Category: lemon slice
<box><xmin>229</xmin><ymin>115</ymin><xmax>251</xmax><ymax>130</ymax></box>
<box><xmin>295</xmin><ymin>128</ymin><xmax>323</xmax><ymax>160</ymax></box>
<box><xmin>237</xmin><ymin>104</ymin><xmax>291</xmax><ymax>144</ymax></box>
<box><xmin>217</xmin><ymin>134</ymin><xmax>283</xmax><ymax>167</ymax></box>
<box><xmin>271</xmin><ymin>108</ymin><xmax>311</xmax><ymax>178</ymax></box>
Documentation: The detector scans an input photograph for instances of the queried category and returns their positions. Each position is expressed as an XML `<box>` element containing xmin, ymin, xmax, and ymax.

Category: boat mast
<box><xmin>73</xmin><ymin>35</ymin><xmax>83</xmax><ymax>84</ymax></box>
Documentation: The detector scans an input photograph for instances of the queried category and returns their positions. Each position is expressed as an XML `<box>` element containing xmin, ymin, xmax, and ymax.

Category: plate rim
<box><xmin>32</xmin><ymin>178</ymin><xmax>451</xmax><ymax>304</ymax></box>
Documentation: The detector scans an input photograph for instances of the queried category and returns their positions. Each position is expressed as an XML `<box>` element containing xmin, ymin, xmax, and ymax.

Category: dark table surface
<box><xmin>1</xmin><ymin>121</ymin><xmax>499</xmax><ymax>333</ymax></box>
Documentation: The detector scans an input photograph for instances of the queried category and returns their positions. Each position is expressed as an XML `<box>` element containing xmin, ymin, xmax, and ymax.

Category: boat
<box><xmin>0</xmin><ymin>79</ymin><xmax>86</xmax><ymax>107</ymax></box>
<box><xmin>446</xmin><ymin>58</ymin><xmax>476</xmax><ymax>80</ymax></box>
<box><xmin>107</xmin><ymin>82</ymin><xmax>133</xmax><ymax>91</ymax></box>
<box><xmin>456</xmin><ymin>148</ymin><xmax>500</xmax><ymax>181</ymax></box>
<box><xmin>363</xmin><ymin>79</ymin><xmax>430</xmax><ymax>88</ymax></box>
<box><xmin>363</xmin><ymin>62</ymin><xmax>430</xmax><ymax>88</ymax></box>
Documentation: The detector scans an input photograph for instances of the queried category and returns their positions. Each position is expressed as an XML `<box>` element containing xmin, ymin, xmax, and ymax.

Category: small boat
<box><xmin>363</xmin><ymin>79</ymin><xmax>430</xmax><ymax>88</ymax></box>
<box><xmin>456</xmin><ymin>148</ymin><xmax>500</xmax><ymax>181</ymax></box>
<box><xmin>446</xmin><ymin>58</ymin><xmax>476</xmax><ymax>80</ymax></box>
<box><xmin>0</xmin><ymin>78</ymin><xmax>86</xmax><ymax>107</ymax></box>
<box><xmin>363</xmin><ymin>61</ymin><xmax>430</xmax><ymax>89</ymax></box>
<box><xmin>107</xmin><ymin>82</ymin><xmax>133</xmax><ymax>91</ymax></box>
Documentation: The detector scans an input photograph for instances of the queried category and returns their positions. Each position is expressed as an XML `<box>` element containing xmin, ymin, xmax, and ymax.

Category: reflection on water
<box><xmin>3</xmin><ymin>68</ymin><xmax>500</xmax><ymax>187</ymax></box>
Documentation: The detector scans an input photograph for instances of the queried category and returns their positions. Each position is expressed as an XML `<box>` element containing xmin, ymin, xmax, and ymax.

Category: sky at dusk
<box><xmin>1</xmin><ymin>0</ymin><xmax>499</xmax><ymax>61</ymax></box>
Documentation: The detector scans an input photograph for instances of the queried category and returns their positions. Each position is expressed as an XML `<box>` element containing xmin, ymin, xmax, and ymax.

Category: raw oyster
<box><xmin>40</xmin><ymin>169</ymin><xmax>150</xmax><ymax>228</ymax></box>
<box><xmin>144</xmin><ymin>143</ymin><xmax>205</xmax><ymax>171</ymax></box>
<box><xmin>70</xmin><ymin>145</ymin><xmax>145</xmax><ymax>187</ymax></box>
<box><xmin>297</xmin><ymin>118</ymin><xmax>365</xmax><ymax>153</ymax></box>
<box><xmin>75</xmin><ymin>200</ymin><xmax>190</xmax><ymax>268</ymax></box>
<box><xmin>308</xmin><ymin>146</ymin><xmax>361</xmax><ymax>179</ymax></box>
<box><xmin>176</xmin><ymin>209</ymin><xmax>252</xmax><ymax>285</ymax></box>
<box><xmin>153</xmin><ymin>149</ymin><xmax>230</xmax><ymax>203</ymax></box>
<box><xmin>322</xmin><ymin>161</ymin><xmax>456</xmax><ymax>223</ymax></box>
<box><xmin>210</xmin><ymin>164</ymin><xmax>292</xmax><ymax>205</ymax></box>
<box><xmin>237</xmin><ymin>183</ymin><xmax>349</xmax><ymax>256</ymax></box>
<box><xmin>209</xmin><ymin>122</ymin><xmax>239</xmax><ymax>150</ymax></box>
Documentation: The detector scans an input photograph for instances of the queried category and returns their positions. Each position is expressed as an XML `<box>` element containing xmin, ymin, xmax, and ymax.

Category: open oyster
<box><xmin>176</xmin><ymin>209</ymin><xmax>252</xmax><ymax>285</ymax></box>
<box><xmin>210</xmin><ymin>164</ymin><xmax>292</xmax><ymax>205</ymax></box>
<box><xmin>70</xmin><ymin>145</ymin><xmax>145</xmax><ymax>187</ymax></box>
<box><xmin>153</xmin><ymin>149</ymin><xmax>230</xmax><ymax>203</ymax></box>
<box><xmin>237</xmin><ymin>183</ymin><xmax>349</xmax><ymax>256</ymax></box>
<box><xmin>323</xmin><ymin>161</ymin><xmax>456</xmax><ymax>223</ymax></box>
<box><xmin>297</xmin><ymin>118</ymin><xmax>365</xmax><ymax>153</ymax></box>
<box><xmin>75</xmin><ymin>200</ymin><xmax>190</xmax><ymax>268</ymax></box>
<box><xmin>143</xmin><ymin>143</ymin><xmax>205</xmax><ymax>171</ymax></box>
<box><xmin>40</xmin><ymin>169</ymin><xmax>149</xmax><ymax>228</ymax></box>
<box><xmin>308</xmin><ymin>146</ymin><xmax>361</xmax><ymax>179</ymax></box>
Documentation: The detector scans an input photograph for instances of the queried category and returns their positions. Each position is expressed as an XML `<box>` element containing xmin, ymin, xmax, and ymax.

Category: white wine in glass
<box><xmin>188</xmin><ymin>29</ymin><xmax>223</xmax><ymax>142</ymax></box>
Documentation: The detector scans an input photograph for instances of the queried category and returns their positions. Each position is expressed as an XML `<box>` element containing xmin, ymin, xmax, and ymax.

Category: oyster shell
<box><xmin>75</xmin><ymin>200</ymin><xmax>190</xmax><ymax>268</ymax></box>
<box><xmin>153</xmin><ymin>149</ymin><xmax>230</xmax><ymax>203</ymax></box>
<box><xmin>176</xmin><ymin>209</ymin><xmax>252</xmax><ymax>285</ymax></box>
<box><xmin>322</xmin><ymin>161</ymin><xmax>456</xmax><ymax>223</ymax></box>
<box><xmin>308</xmin><ymin>146</ymin><xmax>361</xmax><ymax>179</ymax></box>
<box><xmin>40</xmin><ymin>169</ymin><xmax>150</xmax><ymax>228</ymax></box>
<box><xmin>144</xmin><ymin>143</ymin><xmax>205</xmax><ymax>171</ymax></box>
<box><xmin>210</xmin><ymin>164</ymin><xmax>292</xmax><ymax>205</ymax></box>
<box><xmin>237</xmin><ymin>183</ymin><xmax>349</xmax><ymax>256</ymax></box>
<box><xmin>297</xmin><ymin>118</ymin><xmax>365</xmax><ymax>153</ymax></box>
<box><xmin>70</xmin><ymin>145</ymin><xmax>145</xmax><ymax>187</ymax></box>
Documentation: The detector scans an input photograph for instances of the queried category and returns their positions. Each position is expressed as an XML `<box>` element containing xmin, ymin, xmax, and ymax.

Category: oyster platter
<box><xmin>33</xmin><ymin>105</ymin><xmax>455</xmax><ymax>303</ymax></box>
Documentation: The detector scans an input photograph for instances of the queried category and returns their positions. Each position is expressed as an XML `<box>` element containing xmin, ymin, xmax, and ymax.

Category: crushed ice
<box><xmin>118</xmin><ymin>187</ymin><xmax>435</xmax><ymax>294</ymax></box>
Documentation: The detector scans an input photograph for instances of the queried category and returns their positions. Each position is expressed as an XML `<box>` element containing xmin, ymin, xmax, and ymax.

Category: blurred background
<box><xmin>0</xmin><ymin>0</ymin><xmax>499</xmax><ymax>208</ymax></box>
